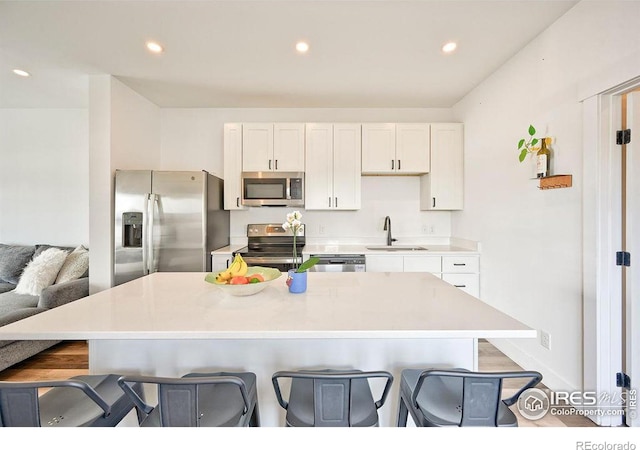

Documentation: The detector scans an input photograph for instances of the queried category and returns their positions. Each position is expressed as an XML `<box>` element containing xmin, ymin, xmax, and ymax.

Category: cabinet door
<box><xmin>362</xmin><ymin>123</ymin><xmax>396</xmax><ymax>174</ymax></box>
<box><xmin>333</xmin><ymin>124</ymin><xmax>361</xmax><ymax>210</ymax></box>
<box><xmin>442</xmin><ymin>255</ymin><xmax>479</xmax><ymax>273</ymax></box>
<box><xmin>365</xmin><ymin>255</ymin><xmax>403</xmax><ymax>272</ymax></box>
<box><xmin>442</xmin><ymin>273</ymin><xmax>480</xmax><ymax>298</ymax></box>
<box><xmin>403</xmin><ymin>255</ymin><xmax>441</xmax><ymax>273</ymax></box>
<box><xmin>305</xmin><ymin>124</ymin><xmax>333</xmax><ymax>210</ymax></box>
<box><xmin>396</xmin><ymin>123</ymin><xmax>430</xmax><ymax>174</ymax></box>
<box><xmin>242</xmin><ymin>123</ymin><xmax>273</xmax><ymax>172</ymax></box>
<box><xmin>420</xmin><ymin>123</ymin><xmax>464</xmax><ymax>210</ymax></box>
<box><xmin>211</xmin><ymin>253</ymin><xmax>232</xmax><ymax>273</ymax></box>
<box><xmin>223</xmin><ymin>124</ymin><xmax>247</xmax><ymax>210</ymax></box>
<box><xmin>274</xmin><ymin>123</ymin><xmax>305</xmax><ymax>171</ymax></box>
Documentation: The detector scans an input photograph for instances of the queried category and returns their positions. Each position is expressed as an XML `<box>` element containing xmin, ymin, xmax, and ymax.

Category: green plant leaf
<box><xmin>296</xmin><ymin>256</ymin><xmax>319</xmax><ymax>273</ymax></box>
<box><xmin>528</xmin><ymin>125</ymin><xmax>536</xmax><ymax>136</ymax></box>
<box><xmin>519</xmin><ymin>148</ymin><xmax>528</xmax><ymax>162</ymax></box>
<box><xmin>531</xmin><ymin>138</ymin><xmax>539</xmax><ymax>147</ymax></box>
<box><xmin>517</xmin><ymin>139</ymin><xmax>525</xmax><ymax>150</ymax></box>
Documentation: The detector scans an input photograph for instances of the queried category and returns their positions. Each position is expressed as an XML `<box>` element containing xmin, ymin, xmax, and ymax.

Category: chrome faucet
<box><xmin>383</xmin><ymin>216</ymin><xmax>397</xmax><ymax>246</ymax></box>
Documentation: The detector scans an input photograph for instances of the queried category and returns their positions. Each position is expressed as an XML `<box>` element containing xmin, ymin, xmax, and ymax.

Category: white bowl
<box><xmin>204</xmin><ymin>266</ymin><xmax>283</xmax><ymax>296</ymax></box>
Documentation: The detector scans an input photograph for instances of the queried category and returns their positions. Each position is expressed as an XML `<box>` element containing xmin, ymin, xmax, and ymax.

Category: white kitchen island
<box><xmin>0</xmin><ymin>271</ymin><xmax>535</xmax><ymax>427</ymax></box>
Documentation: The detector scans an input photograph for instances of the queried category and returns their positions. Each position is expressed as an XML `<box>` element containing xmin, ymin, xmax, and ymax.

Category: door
<box><xmin>623</xmin><ymin>91</ymin><xmax>640</xmax><ymax>427</ymax></box>
<box><xmin>114</xmin><ymin>170</ymin><xmax>151</xmax><ymax>286</ymax></box>
<box><xmin>361</xmin><ymin>123</ymin><xmax>396</xmax><ymax>174</ymax></box>
<box><xmin>421</xmin><ymin>123</ymin><xmax>464</xmax><ymax>210</ymax></box>
<box><xmin>242</xmin><ymin>123</ymin><xmax>273</xmax><ymax>172</ymax></box>
<box><xmin>151</xmin><ymin>171</ymin><xmax>207</xmax><ymax>273</ymax></box>
<box><xmin>274</xmin><ymin>123</ymin><xmax>305</xmax><ymax>171</ymax></box>
<box><xmin>305</xmin><ymin>123</ymin><xmax>333</xmax><ymax>210</ymax></box>
<box><xmin>333</xmin><ymin>124</ymin><xmax>361</xmax><ymax>210</ymax></box>
<box><xmin>396</xmin><ymin>123</ymin><xmax>430</xmax><ymax>174</ymax></box>
<box><xmin>223</xmin><ymin>124</ymin><xmax>247</xmax><ymax>210</ymax></box>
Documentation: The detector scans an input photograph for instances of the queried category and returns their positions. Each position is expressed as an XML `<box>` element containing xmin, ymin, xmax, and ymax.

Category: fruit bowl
<box><xmin>204</xmin><ymin>266</ymin><xmax>282</xmax><ymax>296</ymax></box>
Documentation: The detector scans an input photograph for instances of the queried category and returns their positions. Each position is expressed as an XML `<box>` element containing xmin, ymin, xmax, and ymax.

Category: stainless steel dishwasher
<box><xmin>308</xmin><ymin>254</ymin><xmax>366</xmax><ymax>272</ymax></box>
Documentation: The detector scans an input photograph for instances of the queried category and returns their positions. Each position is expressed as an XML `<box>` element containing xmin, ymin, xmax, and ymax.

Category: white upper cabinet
<box><xmin>361</xmin><ymin>123</ymin><xmax>430</xmax><ymax>175</ymax></box>
<box><xmin>420</xmin><ymin>123</ymin><xmax>464</xmax><ymax>210</ymax></box>
<box><xmin>395</xmin><ymin>123</ymin><xmax>430</xmax><ymax>174</ymax></box>
<box><xmin>223</xmin><ymin>124</ymin><xmax>247</xmax><ymax>210</ymax></box>
<box><xmin>242</xmin><ymin>123</ymin><xmax>305</xmax><ymax>172</ymax></box>
<box><xmin>305</xmin><ymin>123</ymin><xmax>361</xmax><ymax>210</ymax></box>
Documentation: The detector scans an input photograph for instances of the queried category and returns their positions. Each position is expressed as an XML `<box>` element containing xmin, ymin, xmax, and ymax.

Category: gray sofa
<box><xmin>0</xmin><ymin>244</ymin><xmax>89</xmax><ymax>372</ymax></box>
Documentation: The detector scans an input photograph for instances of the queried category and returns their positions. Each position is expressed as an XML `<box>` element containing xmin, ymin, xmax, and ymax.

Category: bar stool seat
<box><xmin>397</xmin><ymin>368</ymin><xmax>542</xmax><ymax>427</ymax></box>
<box><xmin>272</xmin><ymin>369</ymin><xmax>393</xmax><ymax>427</ymax></box>
<box><xmin>118</xmin><ymin>371</ymin><xmax>259</xmax><ymax>427</ymax></box>
<box><xmin>0</xmin><ymin>374</ymin><xmax>143</xmax><ymax>427</ymax></box>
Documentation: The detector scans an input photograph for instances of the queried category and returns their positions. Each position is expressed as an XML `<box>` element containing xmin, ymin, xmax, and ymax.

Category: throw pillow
<box><xmin>14</xmin><ymin>248</ymin><xmax>68</xmax><ymax>296</ymax></box>
<box><xmin>0</xmin><ymin>244</ymin><xmax>36</xmax><ymax>284</ymax></box>
<box><xmin>55</xmin><ymin>245</ymin><xmax>89</xmax><ymax>284</ymax></box>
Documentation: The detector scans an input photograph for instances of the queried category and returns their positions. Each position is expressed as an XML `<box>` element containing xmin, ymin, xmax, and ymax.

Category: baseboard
<box><xmin>487</xmin><ymin>338</ymin><xmax>580</xmax><ymax>393</ymax></box>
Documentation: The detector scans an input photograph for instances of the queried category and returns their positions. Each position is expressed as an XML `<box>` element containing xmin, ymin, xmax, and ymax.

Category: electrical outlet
<box><xmin>318</xmin><ymin>225</ymin><xmax>325</xmax><ymax>235</ymax></box>
<box><xmin>541</xmin><ymin>330</ymin><xmax>551</xmax><ymax>350</ymax></box>
<box><xmin>421</xmin><ymin>225</ymin><xmax>434</xmax><ymax>234</ymax></box>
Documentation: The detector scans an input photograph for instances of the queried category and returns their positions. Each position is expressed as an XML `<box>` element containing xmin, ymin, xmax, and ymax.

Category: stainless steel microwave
<box><xmin>241</xmin><ymin>172</ymin><xmax>304</xmax><ymax>207</ymax></box>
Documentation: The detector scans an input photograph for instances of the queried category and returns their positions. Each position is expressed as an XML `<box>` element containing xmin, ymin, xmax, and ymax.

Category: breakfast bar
<box><xmin>0</xmin><ymin>271</ymin><xmax>536</xmax><ymax>426</ymax></box>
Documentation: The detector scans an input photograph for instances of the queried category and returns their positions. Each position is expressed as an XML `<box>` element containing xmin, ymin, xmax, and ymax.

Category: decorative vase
<box><xmin>287</xmin><ymin>269</ymin><xmax>307</xmax><ymax>294</ymax></box>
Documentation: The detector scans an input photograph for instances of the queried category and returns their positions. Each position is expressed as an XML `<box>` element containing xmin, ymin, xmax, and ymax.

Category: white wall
<box><xmin>161</xmin><ymin>108</ymin><xmax>454</xmax><ymax>243</ymax></box>
<box><xmin>0</xmin><ymin>109</ymin><xmax>89</xmax><ymax>246</ymax></box>
<box><xmin>88</xmin><ymin>76</ymin><xmax>160</xmax><ymax>292</ymax></box>
<box><xmin>452</xmin><ymin>0</ymin><xmax>640</xmax><ymax>392</ymax></box>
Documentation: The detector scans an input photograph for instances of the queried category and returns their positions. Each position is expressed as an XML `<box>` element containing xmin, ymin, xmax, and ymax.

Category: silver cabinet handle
<box><xmin>454</xmin><ymin>285</ymin><xmax>467</xmax><ymax>288</ymax></box>
<box><xmin>398</xmin><ymin>159</ymin><xmax>401</xmax><ymax>170</ymax></box>
<box><xmin>335</xmin><ymin>197</ymin><xmax>338</xmax><ymax>208</ymax></box>
<box><xmin>453</xmin><ymin>263</ymin><xmax>466</xmax><ymax>266</ymax></box>
<box><xmin>329</xmin><ymin>197</ymin><xmax>332</xmax><ymax>207</ymax></box>
<box><xmin>391</xmin><ymin>160</ymin><xmax>394</xmax><ymax>170</ymax></box>
<box><xmin>275</xmin><ymin>160</ymin><xmax>278</xmax><ymax>170</ymax></box>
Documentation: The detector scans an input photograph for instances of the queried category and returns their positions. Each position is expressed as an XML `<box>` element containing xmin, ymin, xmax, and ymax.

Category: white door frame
<box><xmin>583</xmin><ymin>76</ymin><xmax>640</xmax><ymax>427</ymax></box>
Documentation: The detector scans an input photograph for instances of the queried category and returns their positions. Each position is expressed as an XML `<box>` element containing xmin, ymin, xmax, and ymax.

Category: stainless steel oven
<box><xmin>234</xmin><ymin>223</ymin><xmax>305</xmax><ymax>272</ymax></box>
<box><xmin>241</xmin><ymin>172</ymin><xmax>304</xmax><ymax>207</ymax></box>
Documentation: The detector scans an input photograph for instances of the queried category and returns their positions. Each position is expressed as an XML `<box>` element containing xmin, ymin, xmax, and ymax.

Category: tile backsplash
<box><xmin>230</xmin><ymin>176</ymin><xmax>451</xmax><ymax>244</ymax></box>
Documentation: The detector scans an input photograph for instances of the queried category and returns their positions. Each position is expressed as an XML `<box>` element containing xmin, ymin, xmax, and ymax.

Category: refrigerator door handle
<box><xmin>142</xmin><ymin>194</ymin><xmax>150</xmax><ymax>275</ymax></box>
<box><xmin>148</xmin><ymin>193</ymin><xmax>159</xmax><ymax>274</ymax></box>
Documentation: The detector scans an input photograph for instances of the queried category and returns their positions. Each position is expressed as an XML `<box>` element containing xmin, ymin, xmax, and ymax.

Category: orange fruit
<box><xmin>246</xmin><ymin>274</ymin><xmax>265</xmax><ymax>283</ymax></box>
<box><xmin>229</xmin><ymin>276</ymin><xmax>249</xmax><ymax>285</ymax></box>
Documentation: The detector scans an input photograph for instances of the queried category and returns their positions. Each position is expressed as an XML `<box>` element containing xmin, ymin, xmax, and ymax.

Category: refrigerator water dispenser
<box><xmin>122</xmin><ymin>212</ymin><xmax>143</xmax><ymax>247</ymax></box>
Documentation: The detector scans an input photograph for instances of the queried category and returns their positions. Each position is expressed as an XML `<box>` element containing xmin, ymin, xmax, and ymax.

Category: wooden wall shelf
<box><xmin>539</xmin><ymin>174</ymin><xmax>572</xmax><ymax>190</ymax></box>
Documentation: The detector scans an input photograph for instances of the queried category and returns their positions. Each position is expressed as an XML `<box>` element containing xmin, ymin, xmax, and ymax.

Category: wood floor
<box><xmin>0</xmin><ymin>339</ymin><xmax>597</xmax><ymax>427</ymax></box>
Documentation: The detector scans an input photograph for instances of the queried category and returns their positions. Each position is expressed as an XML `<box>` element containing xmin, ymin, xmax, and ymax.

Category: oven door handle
<box><xmin>242</xmin><ymin>256</ymin><xmax>301</xmax><ymax>265</ymax></box>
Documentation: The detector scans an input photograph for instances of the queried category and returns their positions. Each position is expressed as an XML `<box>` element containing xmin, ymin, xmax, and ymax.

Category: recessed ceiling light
<box><xmin>442</xmin><ymin>42</ymin><xmax>457</xmax><ymax>54</ymax></box>
<box><xmin>12</xmin><ymin>69</ymin><xmax>30</xmax><ymax>77</ymax></box>
<box><xmin>296</xmin><ymin>41</ymin><xmax>309</xmax><ymax>53</ymax></box>
<box><xmin>146</xmin><ymin>41</ymin><xmax>164</xmax><ymax>54</ymax></box>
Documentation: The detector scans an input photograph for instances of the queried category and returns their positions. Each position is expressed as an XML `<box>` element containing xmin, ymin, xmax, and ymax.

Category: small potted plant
<box><xmin>517</xmin><ymin>124</ymin><xmax>540</xmax><ymax>162</ymax></box>
<box><xmin>282</xmin><ymin>211</ymin><xmax>318</xmax><ymax>294</ymax></box>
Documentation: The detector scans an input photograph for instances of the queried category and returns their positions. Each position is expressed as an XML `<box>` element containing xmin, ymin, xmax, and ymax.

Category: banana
<box><xmin>216</xmin><ymin>254</ymin><xmax>248</xmax><ymax>283</ymax></box>
<box><xmin>229</xmin><ymin>254</ymin><xmax>248</xmax><ymax>277</ymax></box>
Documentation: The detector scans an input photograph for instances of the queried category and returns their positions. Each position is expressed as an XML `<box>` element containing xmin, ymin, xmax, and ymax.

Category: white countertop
<box><xmin>0</xmin><ymin>272</ymin><xmax>533</xmax><ymax>340</ymax></box>
<box><xmin>212</xmin><ymin>243</ymin><xmax>479</xmax><ymax>256</ymax></box>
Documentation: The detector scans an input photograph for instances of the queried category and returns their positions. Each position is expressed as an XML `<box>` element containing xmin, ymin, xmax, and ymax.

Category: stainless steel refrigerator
<box><xmin>114</xmin><ymin>170</ymin><xmax>230</xmax><ymax>286</ymax></box>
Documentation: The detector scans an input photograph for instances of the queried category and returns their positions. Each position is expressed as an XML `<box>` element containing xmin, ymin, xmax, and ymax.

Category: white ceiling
<box><xmin>0</xmin><ymin>0</ymin><xmax>578</xmax><ymax>109</ymax></box>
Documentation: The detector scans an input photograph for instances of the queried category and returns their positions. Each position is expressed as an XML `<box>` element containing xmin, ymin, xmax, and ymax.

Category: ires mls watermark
<box><xmin>516</xmin><ymin>387</ymin><xmax>637</xmax><ymax>420</ymax></box>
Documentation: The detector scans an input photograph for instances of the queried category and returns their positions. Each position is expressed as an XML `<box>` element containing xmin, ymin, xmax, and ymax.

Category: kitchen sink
<box><xmin>366</xmin><ymin>245</ymin><xmax>428</xmax><ymax>251</ymax></box>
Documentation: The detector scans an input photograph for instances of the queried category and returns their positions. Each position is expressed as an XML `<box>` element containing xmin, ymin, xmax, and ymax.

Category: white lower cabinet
<box><xmin>211</xmin><ymin>252</ymin><xmax>232</xmax><ymax>273</ymax></box>
<box><xmin>366</xmin><ymin>254</ymin><xmax>479</xmax><ymax>297</ymax></box>
<box><xmin>365</xmin><ymin>255</ymin><xmax>404</xmax><ymax>272</ymax></box>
